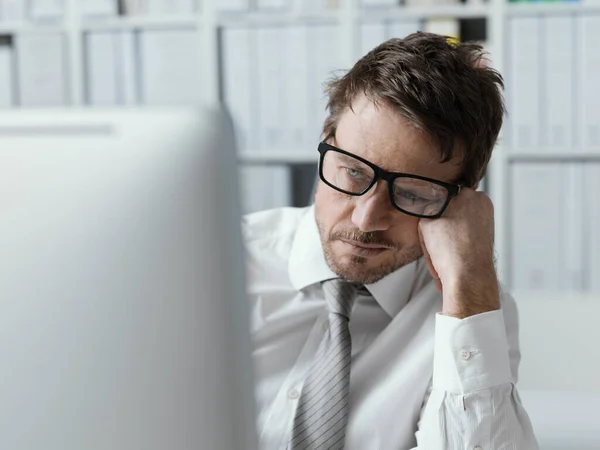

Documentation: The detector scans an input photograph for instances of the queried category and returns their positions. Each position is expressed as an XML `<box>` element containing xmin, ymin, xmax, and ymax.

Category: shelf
<box><xmin>238</xmin><ymin>151</ymin><xmax>318</xmax><ymax>164</ymax></box>
<box><xmin>81</xmin><ymin>14</ymin><xmax>200</xmax><ymax>31</ymax></box>
<box><xmin>506</xmin><ymin>2</ymin><xmax>600</xmax><ymax>17</ymax></box>
<box><xmin>512</xmin><ymin>290</ymin><xmax>600</xmax><ymax>303</ymax></box>
<box><xmin>218</xmin><ymin>9</ymin><xmax>341</xmax><ymax>26</ymax></box>
<box><xmin>507</xmin><ymin>152</ymin><xmax>600</xmax><ymax>162</ymax></box>
<box><xmin>361</xmin><ymin>3</ymin><xmax>490</xmax><ymax>21</ymax></box>
<box><xmin>0</xmin><ymin>23</ymin><xmax>65</xmax><ymax>34</ymax></box>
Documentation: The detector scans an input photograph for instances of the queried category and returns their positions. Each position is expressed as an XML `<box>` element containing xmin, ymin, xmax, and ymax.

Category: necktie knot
<box><xmin>322</xmin><ymin>278</ymin><xmax>359</xmax><ymax>320</ymax></box>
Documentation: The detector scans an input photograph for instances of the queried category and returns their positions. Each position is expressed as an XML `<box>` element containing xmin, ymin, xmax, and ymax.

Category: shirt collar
<box><xmin>289</xmin><ymin>206</ymin><xmax>419</xmax><ymax>318</ymax></box>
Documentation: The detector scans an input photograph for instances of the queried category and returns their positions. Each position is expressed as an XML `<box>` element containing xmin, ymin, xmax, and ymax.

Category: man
<box><xmin>244</xmin><ymin>33</ymin><xmax>539</xmax><ymax>449</ymax></box>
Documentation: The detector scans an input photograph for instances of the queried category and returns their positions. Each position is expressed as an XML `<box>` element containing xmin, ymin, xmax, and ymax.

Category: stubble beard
<box><xmin>317</xmin><ymin>220</ymin><xmax>423</xmax><ymax>285</ymax></box>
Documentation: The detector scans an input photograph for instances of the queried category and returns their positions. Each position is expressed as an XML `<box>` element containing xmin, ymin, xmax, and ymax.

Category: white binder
<box><xmin>284</xmin><ymin>25</ymin><xmax>310</xmax><ymax>153</ymax></box>
<box><xmin>85</xmin><ymin>32</ymin><xmax>119</xmax><ymax>105</ymax></box>
<box><xmin>296</xmin><ymin>0</ymin><xmax>334</xmax><ymax>11</ymax></box>
<box><xmin>256</xmin><ymin>0</ymin><xmax>289</xmax><ymax>10</ymax></box>
<box><xmin>387</xmin><ymin>20</ymin><xmax>420</xmax><ymax>39</ymax></box>
<box><xmin>240</xmin><ymin>166</ymin><xmax>292</xmax><ymax>214</ymax></box>
<box><xmin>29</xmin><ymin>0</ymin><xmax>63</xmax><ymax>20</ymax></box>
<box><xmin>15</xmin><ymin>33</ymin><xmax>67</xmax><ymax>106</ymax></box>
<box><xmin>115</xmin><ymin>30</ymin><xmax>138</xmax><ymax>105</ymax></box>
<box><xmin>0</xmin><ymin>43</ymin><xmax>13</xmax><ymax>107</ymax></box>
<box><xmin>586</xmin><ymin>163</ymin><xmax>600</xmax><ymax>292</ymax></box>
<box><xmin>222</xmin><ymin>26</ymin><xmax>256</xmax><ymax>152</ymax></box>
<box><xmin>423</xmin><ymin>18</ymin><xmax>459</xmax><ymax>40</ymax></box>
<box><xmin>576</xmin><ymin>15</ymin><xmax>600</xmax><ymax>150</ymax></box>
<box><xmin>360</xmin><ymin>0</ymin><xmax>398</xmax><ymax>6</ymax></box>
<box><xmin>508</xmin><ymin>17</ymin><xmax>541</xmax><ymax>151</ymax></box>
<box><xmin>139</xmin><ymin>29</ymin><xmax>202</xmax><ymax>106</ymax></box>
<box><xmin>2</xmin><ymin>0</ymin><xmax>27</xmax><ymax>22</ymax></box>
<box><xmin>560</xmin><ymin>164</ymin><xmax>585</xmax><ymax>292</ymax></box>
<box><xmin>542</xmin><ymin>15</ymin><xmax>574</xmax><ymax>151</ymax></box>
<box><xmin>80</xmin><ymin>0</ymin><xmax>118</xmax><ymax>16</ymax></box>
<box><xmin>216</xmin><ymin>0</ymin><xmax>248</xmax><ymax>10</ymax></box>
<box><xmin>257</xmin><ymin>27</ymin><xmax>285</xmax><ymax>152</ymax></box>
<box><xmin>146</xmin><ymin>0</ymin><xmax>197</xmax><ymax>14</ymax></box>
<box><xmin>359</xmin><ymin>22</ymin><xmax>386</xmax><ymax>58</ymax></box>
<box><xmin>121</xmin><ymin>0</ymin><xmax>148</xmax><ymax>15</ymax></box>
<box><xmin>510</xmin><ymin>163</ymin><xmax>562</xmax><ymax>291</ymax></box>
<box><xmin>307</xmin><ymin>24</ymin><xmax>340</xmax><ymax>144</ymax></box>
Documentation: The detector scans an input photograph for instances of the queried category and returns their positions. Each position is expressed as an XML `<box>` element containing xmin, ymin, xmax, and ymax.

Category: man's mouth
<box><xmin>339</xmin><ymin>239</ymin><xmax>392</xmax><ymax>257</ymax></box>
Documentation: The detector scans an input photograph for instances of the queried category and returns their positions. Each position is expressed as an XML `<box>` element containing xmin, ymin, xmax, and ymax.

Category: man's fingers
<box><xmin>418</xmin><ymin>222</ymin><xmax>442</xmax><ymax>293</ymax></box>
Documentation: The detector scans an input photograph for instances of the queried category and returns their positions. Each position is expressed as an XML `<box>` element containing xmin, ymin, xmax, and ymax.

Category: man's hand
<box><xmin>418</xmin><ymin>187</ymin><xmax>500</xmax><ymax>319</ymax></box>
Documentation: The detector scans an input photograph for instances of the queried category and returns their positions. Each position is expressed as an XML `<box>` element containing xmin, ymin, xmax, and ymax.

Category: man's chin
<box><xmin>326</xmin><ymin>252</ymin><xmax>394</xmax><ymax>285</ymax></box>
<box><xmin>323</xmin><ymin>243</ymin><xmax>423</xmax><ymax>285</ymax></box>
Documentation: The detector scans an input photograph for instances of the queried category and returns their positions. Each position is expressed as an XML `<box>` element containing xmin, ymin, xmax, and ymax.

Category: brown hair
<box><xmin>323</xmin><ymin>32</ymin><xmax>505</xmax><ymax>188</ymax></box>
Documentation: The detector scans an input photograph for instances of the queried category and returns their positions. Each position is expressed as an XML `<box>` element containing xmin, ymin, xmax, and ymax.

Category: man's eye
<box><xmin>397</xmin><ymin>189</ymin><xmax>429</xmax><ymax>203</ymax></box>
<box><xmin>346</xmin><ymin>167</ymin><xmax>364</xmax><ymax>178</ymax></box>
<box><xmin>401</xmin><ymin>191</ymin><xmax>419</xmax><ymax>201</ymax></box>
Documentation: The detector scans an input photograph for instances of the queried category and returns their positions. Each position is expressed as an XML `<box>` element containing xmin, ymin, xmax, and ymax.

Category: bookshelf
<box><xmin>0</xmin><ymin>0</ymin><xmax>598</xmax><ymax>296</ymax></box>
<box><xmin>0</xmin><ymin>23</ymin><xmax>64</xmax><ymax>33</ymax></box>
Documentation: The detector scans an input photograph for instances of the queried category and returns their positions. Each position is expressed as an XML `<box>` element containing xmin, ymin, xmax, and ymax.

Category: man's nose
<box><xmin>350</xmin><ymin>181</ymin><xmax>394</xmax><ymax>233</ymax></box>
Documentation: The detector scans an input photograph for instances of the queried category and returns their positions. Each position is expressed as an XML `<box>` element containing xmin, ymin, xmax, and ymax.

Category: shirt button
<box><xmin>322</xmin><ymin>321</ymin><xmax>330</xmax><ymax>331</ymax></box>
<box><xmin>460</xmin><ymin>350</ymin><xmax>472</xmax><ymax>361</ymax></box>
<box><xmin>288</xmin><ymin>389</ymin><xmax>300</xmax><ymax>400</ymax></box>
<box><xmin>474</xmin><ymin>447</ymin><xmax>483</xmax><ymax>450</ymax></box>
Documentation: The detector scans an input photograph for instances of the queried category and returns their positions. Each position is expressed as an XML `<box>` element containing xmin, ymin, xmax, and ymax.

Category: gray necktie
<box><xmin>289</xmin><ymin>279</ymin><xmax>359</xmax><ymax>450</ymax></box>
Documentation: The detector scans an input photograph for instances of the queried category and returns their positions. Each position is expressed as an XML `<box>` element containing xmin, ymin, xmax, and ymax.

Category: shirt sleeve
<box><xmin>410</xmin><ymin>290</ymin><xmax>540</xmax><ymax>450</ymax></box>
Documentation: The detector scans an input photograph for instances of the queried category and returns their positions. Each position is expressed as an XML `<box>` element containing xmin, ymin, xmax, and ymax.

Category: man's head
<box><xmin>314</xmin><ymin>32</ymin><xmax>505</xmax><ymax>285</ymax></box>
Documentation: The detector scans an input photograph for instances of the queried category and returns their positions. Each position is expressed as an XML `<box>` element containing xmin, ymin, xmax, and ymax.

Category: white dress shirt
<box><xmin>243</xmin><ymin>206</ymin><xmax>539</xmax><ymax>450</ymax></box>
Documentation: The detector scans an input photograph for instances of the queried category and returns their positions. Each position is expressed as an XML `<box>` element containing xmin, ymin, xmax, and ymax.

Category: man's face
<box><xmin>314</xmin><ymin>94</ymin><xmax>462</xmax><ymax>285</ymax></box>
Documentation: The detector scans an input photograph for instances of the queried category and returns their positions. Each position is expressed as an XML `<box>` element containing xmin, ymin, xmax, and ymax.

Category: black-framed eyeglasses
<box><xmin>317</xmin><ymin>141</ymin><xmax>462</xmax><ymax>219</ymax></box>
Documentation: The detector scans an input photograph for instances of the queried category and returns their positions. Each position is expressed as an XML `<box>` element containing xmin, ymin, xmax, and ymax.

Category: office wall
<box><xmin>517</xmin><ymin>292</ymin><xmax>600</xmax><ymax>393</ymax></box>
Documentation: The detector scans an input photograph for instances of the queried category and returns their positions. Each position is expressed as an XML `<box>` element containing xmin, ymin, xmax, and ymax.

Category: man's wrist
<box><xmin>442</xmin><ymin>269</ymin><xmax>500</xmax><ymax>319</ymax></box>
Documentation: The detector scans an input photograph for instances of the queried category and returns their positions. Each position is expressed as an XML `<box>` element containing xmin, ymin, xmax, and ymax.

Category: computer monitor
<box><xmin>0</xmin><ymin>108</ymin><xmax>257</xmax><ymax>450</ymax></box>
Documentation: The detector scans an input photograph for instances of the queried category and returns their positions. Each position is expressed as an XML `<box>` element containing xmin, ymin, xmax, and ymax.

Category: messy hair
<box><xmin>323</xmin><ymin>32</ymin><xmax>505</xmax><ymax>187</ymax></box>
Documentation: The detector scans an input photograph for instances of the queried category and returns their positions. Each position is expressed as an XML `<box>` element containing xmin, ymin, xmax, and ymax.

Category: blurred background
<box><xmin>1</xmin><ymin>0</ymin><xmax>598</xmax><ymax>444</ymax></box>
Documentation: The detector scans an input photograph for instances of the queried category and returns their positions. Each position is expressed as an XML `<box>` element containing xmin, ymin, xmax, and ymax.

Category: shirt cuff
<box><xmin>433</xmin><ymin>309</ymin><xmax>512</xmax><ymax>394</ymax></box>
